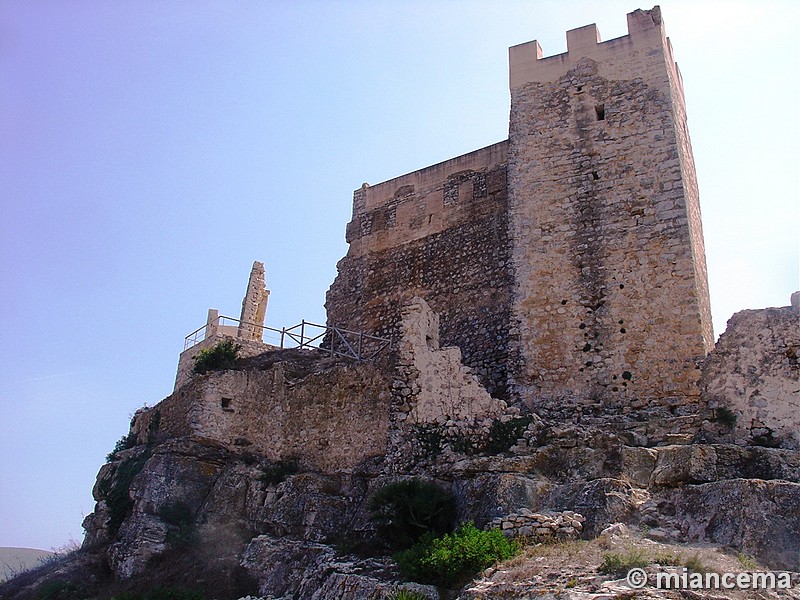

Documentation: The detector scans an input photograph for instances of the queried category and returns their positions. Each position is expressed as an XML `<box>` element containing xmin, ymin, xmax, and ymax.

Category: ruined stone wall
<box><xmin>326</xmin><ymin>142</ymin><xmax>512</xmax><ymax>397</ymax></box>
<box><xmin>151</xmin><ymin>358</ymin><xmax>392</xmax><ymax>473</ymax></box>
<box><xmin>506</xmin><ymin>7</ymin><xmax>713</xmax><ymax>416</ymax></box>
<box><xmin>701</xmin><ymin>299</ymin><xmax>800</xmax><ymax>450</ymax></box>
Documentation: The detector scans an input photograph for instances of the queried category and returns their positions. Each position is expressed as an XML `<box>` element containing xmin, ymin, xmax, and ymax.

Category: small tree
<box><xmin>368</xmin><ymin>479</ymin><xmax>456</xmax><ymax>550</ymax></box>
<box><xmin>192</xmin><ymin>339</ymin><xmax>241</xmax><ymax>375</ymax></box>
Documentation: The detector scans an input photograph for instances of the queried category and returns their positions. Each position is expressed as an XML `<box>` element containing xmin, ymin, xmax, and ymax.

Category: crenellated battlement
<box><xmin>509</xmin><ymin>6</ymin><xmax>675</xmax><ymax>89</ymax></box>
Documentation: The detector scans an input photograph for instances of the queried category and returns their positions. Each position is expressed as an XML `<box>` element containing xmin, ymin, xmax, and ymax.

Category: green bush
<box><xmin>104</xmin><ymin>450</ymin><xmax>151</xmax><ymax>536</ymax></box>
<box><xmin>259</xmin><ymin>459</ymin><xmax>299</xmax><ymax>486</ymax></box>
<box><xmin>394</xmin><ymin>522</ymin><xmax>518</xmax><ymax>589</ymax></box>
<box><xmin>107</xmin><ymin>432</ymin><xmax>138</xmax><ymax>462</ymax></box>
<box><xmin>412</xmin><ymin>424</ymin><xmax>443</xmax><ymax>459</ymax></box>
<box><xmin>192</xmin><ymin>339</ymin><xmax>241</xmax><ymax>375</ymax></box>
<box><xmin>158</xmin><ymin>501</ymin><xmax>195</xmax><ymax>548</ymax></box>
<box><xmin>715</xmin><ymin>406</ymin><xmax>737</xmax><ymax>428</ymax></box>
<box><xmin>598</xmin><ymin>548</ymin><xmax>649</xmax><ymax>577</ymax></box>
<box><xmin>737</xmin><ymin>553</ymin><xmax>758</xmax><ymax>570</ymax></box>
<box><xmin>39</xmin><ymin>580</ymin><xmax>80</xmax><ymax>600</ymax></box>
<box><xmin>368</xmin><ymin>479</ymin><xmax>456</xmax><ymax>550</ymax></box>
<box><xmin>485</xmin><ymin>415</ymin><xmax>533</xmax><ymax>454</ymax></box>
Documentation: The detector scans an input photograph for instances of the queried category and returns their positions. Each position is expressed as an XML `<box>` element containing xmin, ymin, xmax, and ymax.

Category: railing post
<box><xmin>300</xmin><ymin>320</ymin><xmax>305</xmax><ymax>349</ymax></box>
<box><xmin>281</xmin><ymin>327</ymin><xmax>285</xmax><ymax>349</ymax></box>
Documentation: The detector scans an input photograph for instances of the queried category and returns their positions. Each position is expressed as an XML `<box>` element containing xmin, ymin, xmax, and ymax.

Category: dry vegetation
<box><xmin>461</xmin><ymin>526</ymin><xmax>799</xmax><ymax>599</ymax></box>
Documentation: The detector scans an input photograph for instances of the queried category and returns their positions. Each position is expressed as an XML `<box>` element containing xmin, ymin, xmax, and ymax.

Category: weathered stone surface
<box><xmin>651</xmin><ymin>444</ymin><xmax>800</xmax><ymax>486</ymax></box>
<box><xmin>242</xmin><ymin>536</ymin><xmax>335</xmax><ymax>597</ymax></box>
<box><xmin>237</xmin><ymin>261</ymin><xmax>270</xmax><ymax>341</ymax></box>
<box><xmin>452</xmin><ymin>474</ymin><xmax>554</xmax><ymax>527</ymax></box>
<box><xmin>310</xmin><ymin>573</ymin><xmax>437</xmax><ymax>600</ymax></box>
<box><xmin>486</xmin><ymin>510</ymin><xmax>584</xmax><ymax>540</ymax></box>
<box><xmin>107</xmin><ymin>514</ymin><xmax>169</xmax><ymax>579</ymax></box>
<box><xmin>247</xmin><ymin>472</ymin><xmax>358</xmax><ymax>542</ymax></box>
<box><xmin>700</xmin><ymin>302</ymin><xmax>800</xmax><ymax>450</ymax></box>
<box><xmin>326</xmin><ymin>143</ymin><xmax>513</xmax><ymax>399</ymax></box>
<box><xmin>543</xmin><ymin>478</ymin><xmax>648</xmax><ymax>536</ymax></box>
<box><xmin>667</xmin><ymin>479</ymin><xmax>800</xmax><ymax>571</ymax></box>
<box><xmin>138</xmin><ymin>353</ymin><xmax>392</xmax><ymax>473</ymax></box>
<box><xmin>241</xmin><ymin>536</ymin><xmax>437</xmax><ymax>599</ymax></box>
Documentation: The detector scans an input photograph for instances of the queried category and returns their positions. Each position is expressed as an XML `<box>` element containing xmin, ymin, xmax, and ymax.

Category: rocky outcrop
<box><xmin>666</xmin><ymin>479</ymin><xmax>800</xmax><ymax>571</ymax></box>
<box><xmin>4</xmin><ymin>296</ymin><xmax>799</xmax><ymax>600</ymax></box>
<box><xmin>242</xmin><ymin>536</ymin><xmax>437</xmax><ymax>599</ymax></box>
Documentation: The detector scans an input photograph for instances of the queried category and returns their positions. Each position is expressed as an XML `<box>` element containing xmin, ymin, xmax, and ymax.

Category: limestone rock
<box><xmin>669</xmin><ymin>479</ymin><xmax>800</xmax><ymax>571</ymax></box>
<box><xmin>543</xmin><ymin>478</ymin><xmax>646</xmax><ymax>536</ymax></box>
<box><xmin>241</xmin><ymin>536</ymin><xmax>438</xmax><ymax>599</ymax></box>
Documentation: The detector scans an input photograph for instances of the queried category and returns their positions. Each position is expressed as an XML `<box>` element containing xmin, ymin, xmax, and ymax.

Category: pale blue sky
<box><xmin>1</xmin><ymin>1</ymin><xmax>798</xmax><ymax>550</ymax></box>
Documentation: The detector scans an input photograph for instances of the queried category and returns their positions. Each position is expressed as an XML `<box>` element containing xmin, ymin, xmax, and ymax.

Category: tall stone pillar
<box><xmin>238</xmin><ymin>261</ymin><xmax>270</xmax><ymax>341</ymax></box>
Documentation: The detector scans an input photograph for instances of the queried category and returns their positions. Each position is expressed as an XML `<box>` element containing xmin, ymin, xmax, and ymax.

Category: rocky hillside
<box><xmin>1</xmin><ymin>299</ymin><xmax>798</xmax><ymax>599</ymax></box>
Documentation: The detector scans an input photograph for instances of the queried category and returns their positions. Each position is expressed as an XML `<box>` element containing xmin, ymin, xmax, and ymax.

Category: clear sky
<box><xmin>1</xmin><ymin>1</ymin><xmax>797</xmax><ymax>551</ymax></box>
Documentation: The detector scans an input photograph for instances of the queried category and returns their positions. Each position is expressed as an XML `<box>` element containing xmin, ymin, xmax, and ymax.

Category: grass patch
<box><xmin>683</xmin><ymin>553</ymin><xmax>713</xmax><ymax>574</ymax></box>
<box><xmin>598</xmin><ymin>548</ymin><xmax>649</xmax><ymax>577</ymax></box>
<box><xmin>737</xmin><ymin>553</ymin><xmax>758</xmax><ymax>570</ymax></box>
<box><xmin>387</xmin><ymin>590</ymin><xmax>428</xmax><ymax>600</ymax></box>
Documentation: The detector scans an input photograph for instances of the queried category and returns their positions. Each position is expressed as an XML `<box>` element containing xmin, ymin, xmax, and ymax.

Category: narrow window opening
<box><xmin>595</xmin><ymin>104</ymin><xmax>605</xmax><ymax>121</ymax></box>
<box><xmin>428</xmin><ymin>214</ymin><xmax>433</xmax><ymax>224</ymax></box>
<box><xmin>591</xmin><ymin>171</ymin><xmax>600</xmax><ymax>181</ymax></box>
<box><xmin>221</xmin><ymin>397</ymin><xmax>233</xmax><ymax>411</ymax></box>
<box><xmin>576</xmin><ymin>85</ymin><xmax>583</xmax><ymax>93</ymax></box>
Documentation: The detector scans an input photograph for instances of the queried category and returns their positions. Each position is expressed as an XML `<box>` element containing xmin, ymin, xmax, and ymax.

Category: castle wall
<box><xmin>146</xmin><ymin>360</ymin><xmax>392</xmax><ymax>473</ymax></box>
<box><xmin>506</xmin><ymin>7</ymin><xmax>713</xmax><ymax>415</ymax></box>
<box><xmin>326</xmin><ymin>141</ymin><xmax>513</xmax><ymax>397</ymax></box>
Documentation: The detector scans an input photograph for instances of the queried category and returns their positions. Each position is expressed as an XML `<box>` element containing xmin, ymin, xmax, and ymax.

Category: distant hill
<box><xmin>0</xmin><ymin>547</ymin><xmax>53</xmax><ymax>582</ymax></box>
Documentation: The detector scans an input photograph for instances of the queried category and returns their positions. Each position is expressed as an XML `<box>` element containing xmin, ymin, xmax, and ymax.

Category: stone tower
<box><xmin>326</xmin><ymin>7</ymin><xmax>713</xmax><ymax>418</ymax></box>
<box><xmin>507</xmin><ymin>7</ymin><xmax>713</xmax><ymax>415</ymax></box>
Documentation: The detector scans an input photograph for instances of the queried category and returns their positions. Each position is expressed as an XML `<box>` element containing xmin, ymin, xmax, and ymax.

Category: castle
<box><xmin>43</xmin><ymin>8</ymin><xmax>795</xmax><ymax>597</ymax></box>
<box><xmin>171</xmin><ymin>5</ymin><xmax>798</xmax><ymax>454</ymax></box>
<box><xmin>327</xmin><ymin>6</ymin><xmax>713</xmax><ymax>420</ymax></box>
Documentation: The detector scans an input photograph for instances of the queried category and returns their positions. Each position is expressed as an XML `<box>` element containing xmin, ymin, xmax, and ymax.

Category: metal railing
<box><xmin>183</xmin><ymin>315</ymin><xmax>391</xmax><ymax>362</ymax></box>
